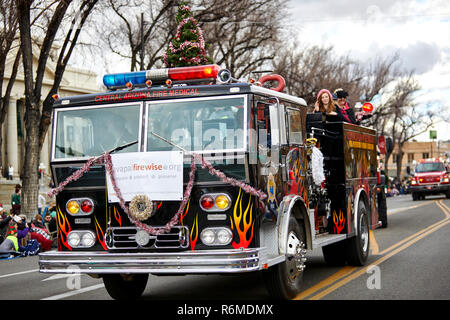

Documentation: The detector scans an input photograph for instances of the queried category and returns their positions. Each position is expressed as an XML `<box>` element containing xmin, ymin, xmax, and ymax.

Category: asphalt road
<box><xmin>1</xmin><ymin>194</ymin><xmax>449</xmax><ymax>302</ymax></box>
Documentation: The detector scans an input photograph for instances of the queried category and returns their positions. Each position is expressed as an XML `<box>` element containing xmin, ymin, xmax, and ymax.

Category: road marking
<box><xmin>387</xmin><ymin>200</ymin><xmax>435</xmax><ymax>215</ymax></box>
<box><xmin>41</xmin><ymin>283</ymin><xmax>105</xmax><ymax>300</ymax></box>
<box><xmin>0</xmin><ymin>269</ymin><xmax>39</xmax><ymax>279</ymax></box>
<box><xmin>293</xmin><ymin>266</ymin><xmax>357</xmax><ymax>300</ymax></box>
<box><xmin>369</xmin><ymin>230</ymin><xmax>379</xmax><ymax>254</ymax></box>
<box><xmin>295</xmin><ymin>200</ymin><xmax>450</xmax><ymax>300</ymax></box>
<box><xmin>308</xmin><ymin>206</ymin><xmax>450</xmax><ymax>300</ymax></box>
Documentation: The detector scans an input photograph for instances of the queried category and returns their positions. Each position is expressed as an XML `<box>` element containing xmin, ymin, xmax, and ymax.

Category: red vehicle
<box><xmin>410</xmin><ymin>159</ymin><xmax>450</xmax><ymax>200</ymax></box>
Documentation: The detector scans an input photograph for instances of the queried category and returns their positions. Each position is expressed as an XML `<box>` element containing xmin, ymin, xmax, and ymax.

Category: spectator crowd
<box><xmin>0</xmin><ymin>184</ymin><xmax>57</xmax><ymax>259</ymax></box>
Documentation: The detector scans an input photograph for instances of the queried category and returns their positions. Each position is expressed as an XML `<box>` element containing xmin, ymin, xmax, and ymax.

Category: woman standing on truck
<box><xmin>333</xmin><ymin>88</ymin><xmax>356</xmax><ymax>124</ymax></box>
<box><xmin>314</xmin><ymin>89</ymin><xmax>337</xmax><ymax>115</ymax></box>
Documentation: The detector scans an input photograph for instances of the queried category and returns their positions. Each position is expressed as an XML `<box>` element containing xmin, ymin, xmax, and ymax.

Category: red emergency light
<box><xmin>103</xmin><ymin>64</ymin><xmax>221</xmax><ymax>89</ymax></box>
<box><xmin>362</xmin><ymin>102</ymin><xmax>374</xmax><ymax>113</ymax></box>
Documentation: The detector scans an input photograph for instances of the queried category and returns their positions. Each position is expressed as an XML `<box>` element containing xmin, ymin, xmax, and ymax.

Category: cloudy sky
<box><xmin>288</xmin><ymin>0</ymin><xmax>450</xmax><ymax>141</ymax></box>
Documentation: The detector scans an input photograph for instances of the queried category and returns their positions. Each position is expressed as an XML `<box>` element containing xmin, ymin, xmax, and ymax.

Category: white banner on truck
<box><xmin>106</xmin><ymin>151</ymin><xmax>184</xmax><ymax>202</ymax></box>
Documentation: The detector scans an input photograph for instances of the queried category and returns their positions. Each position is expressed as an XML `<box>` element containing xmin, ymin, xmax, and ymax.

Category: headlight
<box><xmin>80</xmin><ymin>232</ymin><xmax>95</xmax><ymax>247</ymax></box>
<box><xmin>200</xmin><ymin>228</ymin><xmax>233</xmax><ymax>246</ymax></box>
<box><xmin>200</xmin><ymin>229</ymin><xmax>216</xmax><ymax>245</ymax></box>
<box><xmin>67</xmin><ymin>231</ymin><xmax>96</xmax><ymax>248</ymax></box>
<box><xmin>67</xmin><ymin>232</ymin><xmax>81</xmax><ymax>247</ymax></box>
<box><xmin>216</xmin><ymin>228</ymin><xmax>232</xmax><ymax>245</ymax></box>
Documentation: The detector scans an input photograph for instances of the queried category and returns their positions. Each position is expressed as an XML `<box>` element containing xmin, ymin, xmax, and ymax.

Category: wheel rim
<box><xmin>286</xmin><ymin>231</ymin><xmax>306</xmax><ymax>282</ymax></box>
<box><xmin>359</xmin><ymin>212</ymin><xmax>369</xmax><ymax>253</ymax></box>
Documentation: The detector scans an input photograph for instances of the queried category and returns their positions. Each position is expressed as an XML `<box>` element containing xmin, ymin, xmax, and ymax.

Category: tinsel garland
<box><xmin>48</xmin><ymin>152</ymin><xmax>267</xmax><ymax>235</ymax></box>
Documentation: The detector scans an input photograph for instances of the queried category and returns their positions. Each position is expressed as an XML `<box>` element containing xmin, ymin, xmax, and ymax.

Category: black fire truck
<box><xmin>39</xmin><ymin>64</ymin><xmax>386</xmax><ymax>299</ymax></box>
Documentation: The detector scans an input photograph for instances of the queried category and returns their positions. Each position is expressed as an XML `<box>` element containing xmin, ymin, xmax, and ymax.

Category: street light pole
<box><xmin>140</xmin><ymin>12</ymin><xmax>144</xmax><ymax>71</ymax></box>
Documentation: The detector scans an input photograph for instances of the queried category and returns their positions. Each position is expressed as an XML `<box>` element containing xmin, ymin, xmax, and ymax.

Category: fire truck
<box><xmin>410</xmin><ymin>158</ymin><xmax>450</xmax><ymax>200</ymax></box>
<box><xmin>39</xmin><ymin>64</ymin><xmax>386</xmax><ymax>299</ymax></box>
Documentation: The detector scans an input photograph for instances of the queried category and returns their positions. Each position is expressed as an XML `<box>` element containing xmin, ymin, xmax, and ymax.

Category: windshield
<box><xmin>415</xmin><ymin>162</ymin><xmax>445</xmax><ymax>173</ymax></box>
<box><xmin>54</xmin><ymin>103</ymin><xmax>141</xmax><ymax>159</ymax></box>
<box><xmin>146</xmin><ymin>96</ymin><xmax>246</xmax><ymax>153</ymax></box>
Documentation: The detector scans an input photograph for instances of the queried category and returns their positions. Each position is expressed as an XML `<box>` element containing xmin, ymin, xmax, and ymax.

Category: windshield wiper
<box><xmin>107</xmin><ymin>140</ymin><xmax>138</xmax><ymax>154</ymax></box>
<box><xmin>150</xmin><ymin>131</ymin><xmax>187</xmax><ymax>153</ymax></box>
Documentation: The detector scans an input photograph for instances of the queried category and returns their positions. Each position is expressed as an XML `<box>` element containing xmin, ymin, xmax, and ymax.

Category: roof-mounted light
<box><xmin>103</xmin><ymin>64</ymin><xmax>221</xmax><ymax>89</ymax></box>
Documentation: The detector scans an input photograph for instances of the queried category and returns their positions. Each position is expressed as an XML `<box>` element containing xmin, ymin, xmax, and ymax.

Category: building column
<box><xmin>6</xmin><ymin>97</ymin><xmax>19</xmax><ymax>179</ymax></box>
<box><xmin>39</xmin><ymin>130</ymin><xmax>50</xmax><ymax>187</ymax></box>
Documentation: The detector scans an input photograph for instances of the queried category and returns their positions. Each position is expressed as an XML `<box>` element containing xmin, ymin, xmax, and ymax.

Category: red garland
<box><xmin>48</xmin><ymin>152</ymin><xmax>267</xmax><ymax>235</ymax></box>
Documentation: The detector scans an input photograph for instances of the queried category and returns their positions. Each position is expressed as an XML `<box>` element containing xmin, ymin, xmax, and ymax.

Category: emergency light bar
<box><xmin>103</xmin><ymin>64</ymin><xmax>221</xmax><ymax>89</ymax></box>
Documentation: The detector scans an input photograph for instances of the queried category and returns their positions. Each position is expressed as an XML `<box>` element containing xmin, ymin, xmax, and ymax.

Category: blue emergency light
<box><xmin>102</xmin><ymin>65</ymin><xmax>221</xmax><ymax>89</ymax></box>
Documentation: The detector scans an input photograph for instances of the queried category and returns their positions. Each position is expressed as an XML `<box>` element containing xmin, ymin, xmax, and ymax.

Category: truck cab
<box><xmin>410</xmin><ymin>158</ymin><xmax>450</xmax><ymax>200</ymax></box>
<box><xmin>39</xmin><ymin>65</ymin><xmax>385</xmax><ymax>300</ymax></box>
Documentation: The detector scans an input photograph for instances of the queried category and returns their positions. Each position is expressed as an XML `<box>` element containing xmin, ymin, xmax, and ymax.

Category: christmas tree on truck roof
<box><xmin>163</xmin><ymin>1</ymin><xmax>212</xmax><ymax>67</ymax></box>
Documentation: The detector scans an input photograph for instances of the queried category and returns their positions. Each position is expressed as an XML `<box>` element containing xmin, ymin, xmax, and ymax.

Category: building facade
<box><xmin>1</xmin><ymin>45</ymin><xmax>101</xmax><ymax>181</ymax></box>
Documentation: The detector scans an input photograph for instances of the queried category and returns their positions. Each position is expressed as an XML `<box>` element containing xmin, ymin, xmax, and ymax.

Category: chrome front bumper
<box><xmin>39</xmin><ymin>248</ymin><xmax>266</xmax><ymax>274</ymax></box>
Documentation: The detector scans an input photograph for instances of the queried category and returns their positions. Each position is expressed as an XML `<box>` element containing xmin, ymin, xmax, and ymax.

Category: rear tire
<box><xmin>263</xmin><ymin>216</ymin><xmax>306</xmax><ymax>300</ymax></box>
<box><xmin>378</xmin><ymin>188</ymin><xmax>388</xmax><ymax>228</ymax></box>
<box><xmin>346</xmin><ymin>200</ymin><xmax>370</xmax><ymax>266</ymax></box>
<box><xmin>103</xmin><ymin>273</ymin><xmax>148</xmax><ymax>300</ymax></box>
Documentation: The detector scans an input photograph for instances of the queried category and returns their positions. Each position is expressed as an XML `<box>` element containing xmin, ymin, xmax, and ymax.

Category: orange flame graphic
<box><xmin>190</xmin><ymin>213</ymin><xmax>198</xmax><ymax>251</ymax></box>
<box><xmin>232</xmin><ymin>189</ymin><xmax>254</xmax><ymax>249</ymax></box>
<box><xmin>94</xmin><ymin>216</ymin><xmax>107</xmax><ymax>251</ymax></box>
<box><xmin>333</xmin><ymin>210</ymin><xmax>345</xmax><ymax>234</ymax></box>
<box><xmin>113</xmin><ymin>206</ymin><xmax>122</xmax><ymax>227</ymax></box>
<box><xmin>56</xmin><ymin>206</ymin><xmax>72</xmax><ymax>251</ymax></box>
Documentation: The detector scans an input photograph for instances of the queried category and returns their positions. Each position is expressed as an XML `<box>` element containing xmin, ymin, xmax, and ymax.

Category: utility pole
<box><xmin>140</xmin><ymin>12</ymin><xmax>144</xmax><ymax>71</ymax></box>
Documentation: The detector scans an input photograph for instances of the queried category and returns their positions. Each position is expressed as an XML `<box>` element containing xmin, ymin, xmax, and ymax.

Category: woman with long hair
<box><xmin>314</xmin><ymin>89</ymin><xmax>337</xmax><ymax>115</ymax></box>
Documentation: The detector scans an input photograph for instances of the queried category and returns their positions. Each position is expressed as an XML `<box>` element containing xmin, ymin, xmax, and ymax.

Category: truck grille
<box><xmin>106</xmin><ymin>226</ymin><xmax>189</xmax><ymax>250</ymax></box>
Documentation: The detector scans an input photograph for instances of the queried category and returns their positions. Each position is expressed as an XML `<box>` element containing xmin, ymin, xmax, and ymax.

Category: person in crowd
<box><xmin>314</xmin><ymin>89</ymin><xmax>337</xmax><ymax>115</ymax></box>
<box><xmin>11</xmin><ymin>184</ymin><xmax>21</xmax><ymax>215</ymax></box>
<box><xmin>32</xmin><ymin>213</ymin><xmax>45</xmax><ymax>229</ymax></box>
<box><xmin>44</xmin><ymin>212</ymin><xmax>57</xmax><ymax>234</ymax></box>
<box><xmin>333</xmin><ymin>88</ymin><xmax>356</xmax><ymax>124</ymax></box>
<box><xmin>38</xmin><ymin>192</ymin><xmax>46</xmax><ymax>216</ymax></box>
<box><xmin>8</xmin><ymin>164</ymin><xmax>13</xmax><ymax>180</ymax></box>
<box><xmin>16</xmin><ymin>216</ymin><xmax>31</xmax><ymax>249</ymax></box>
<box><xmin>0</xmin><ymin>208</ymin><xmax>12</xmax><ymax>245</ymax></box>
<box><xmin>0</xmin><ymin>219</ymin><xmax>20</xmax><ymax>256</ymax></box>
<box><xmin>30</xmin><ymin>214</ymin><xmax>52</xmax><ymax>252</ymax></box>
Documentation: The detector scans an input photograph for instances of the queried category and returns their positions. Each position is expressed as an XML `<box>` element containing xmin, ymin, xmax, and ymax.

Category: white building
<box><xmin>1</xmin><ymin>44</ymin><xmax>101</xmax><ymax>181</ymax></box>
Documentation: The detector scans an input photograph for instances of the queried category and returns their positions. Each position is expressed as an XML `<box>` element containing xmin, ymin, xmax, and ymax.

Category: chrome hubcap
<box><xmin>286</xmin><ymin>231</ymin><xmax>307</xmax><ymax>282</ymax></box>
<box><xmin>360</xmin><ymin>213</ymin><xmax>369</xmax><ymax>253</ymax></box>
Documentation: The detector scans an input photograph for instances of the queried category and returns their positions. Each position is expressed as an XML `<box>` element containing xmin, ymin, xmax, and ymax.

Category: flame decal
<box><xmin>94</xmin><ymin>216</ymin><xmax>107</xmax><ymax>251</ymax></box>
<box><xmin>180</xmin><ymin>199</ymin><xmax>191</xmax><ymax>224</ymax></box>
<box><xmin>113</xmin><ymin>206</ymin><xmax>122</xmax><ymax>227</ymax></box>
<box><xmin>56</xmin><ymin>205</ymin><xmax>72</xmax><ymax>251</ymax></box>
<box><xmin>333</xmin><ymin>210</ymin><xmax>345</xmax><ymax>234</ymax></box>
<box><xmin>232</xmin><ymin>189</ymin><xmax>254</xmax><ymax>249</ymax></box>
<box><xmin>190</xmin><ymin>213</ymin><xmax>198</xmax><ymax>251</ymax></box>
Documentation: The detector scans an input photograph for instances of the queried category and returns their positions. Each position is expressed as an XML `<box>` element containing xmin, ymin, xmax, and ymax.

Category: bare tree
<box><xmin>17</xmin><ymin>0</ymin><xmax>98</xmax><ymax>218</ymax></box>
<box><xmin>273</xmin><ymin>45</ymin><xmax>367</xmax><ymax>107</ymax></box>
<box><xmin>199</xmin><ymin>0</ymin><xmax>288</xmax><ymax>79</ymax></box>
<box><xmin>378</xmin><ymin>74</ymin><xmax>436</xmax><ymax>178</ymax></box>
<box><xmin>94</xmin><ymin>0</ymin><xmax>289</xmax><ymax>77</ymax></box>
<box><xmin>0</xmin><ymin>0</ymin><xmax>19</xmax><ymax>171</ymax></box>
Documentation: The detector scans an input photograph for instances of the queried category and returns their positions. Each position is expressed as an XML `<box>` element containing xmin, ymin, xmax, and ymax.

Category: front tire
<box><xmin>103</xmin><ymin>273</ymin><xmax>148</xmax><ymax>300</ymax></box>
<box><xmin>346</xmin><ymin>200</ymin><xmax>370</xmax><ymax>266</ymax></box>
<box><xmin>263</xmin><ymin>216</ymin><xmax>306</xmax><ymax>299</ymax></box>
